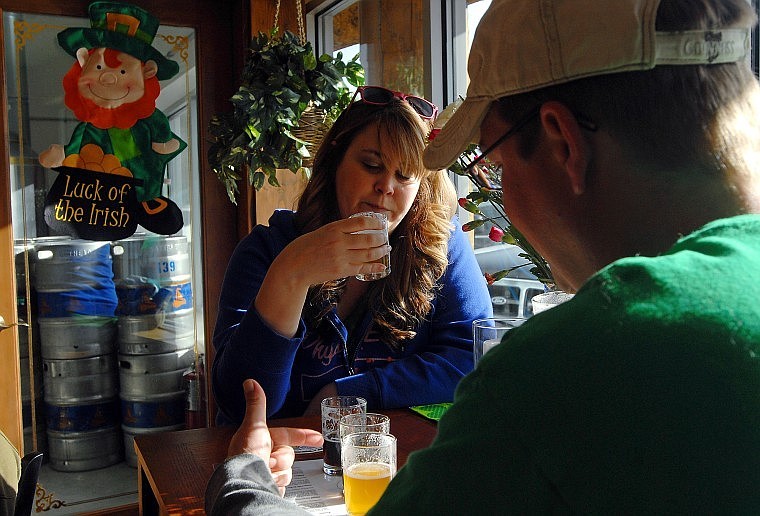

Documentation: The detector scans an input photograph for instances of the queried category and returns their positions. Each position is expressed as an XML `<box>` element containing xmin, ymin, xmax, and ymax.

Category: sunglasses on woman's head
<box><xmin>351</xmin><ymin>86</ymin><xmax>438</xmax><ymax>120</ymax></box>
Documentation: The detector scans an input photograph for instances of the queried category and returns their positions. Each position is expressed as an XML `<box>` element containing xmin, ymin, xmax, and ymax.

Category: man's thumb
<box><xmin>242</xmin><ymin>379</ymin><xmax>267</xmax><ymax>426</ymax></box>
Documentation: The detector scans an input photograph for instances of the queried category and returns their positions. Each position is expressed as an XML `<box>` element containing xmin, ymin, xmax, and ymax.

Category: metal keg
<box><xmin>45</xmin><ymin>395</ymin><xmax>121</xmax><ymax>471</ymax></box>
<box><xmin>140</xmin><ymin>235</ymin><xmax>191</xmax><ymax>284</ymax></box>
<box><xmin>38</xmin><ymin>317</ymin><xmax>116</xmax><ymax>359</ymax></box>
<box><xmin>43</xmin><ymin>355</ymin><xmax>118</xmax><ymax>404</ymax></box>
<box><xmin>121</xmin><ymin>423</ymin><xmax>183</xmax><ymax>468</ymax></box>
<box><xmin>113</xmin><ymin>235</ymin><xmax>192</xmax><ymax>320</ymax></box>
<box><xmin>46</xmin><ymin>426</ymin><xmax>122</xmax><ymax>472</ymax></box>
<box><xmin>34</xmin><ymin>238</ymin><xmax>115</xmax><ymax>293</ymax></box>
<box><xmin>118</xmin><ymin>349</ymin><xmax>194</xmax><ymax>413</ymax></box>
<box><xmin>118</xmin><ymin>348</ymin><xmax>194</xmax><ymax>375</ymax></box>
<box><xmin>35</xmin><ymin>238</ymin><xmax>117</xmax><ymax>323</ymax></box>
<box><xmin>113</xmin><ymin>234</ymin><xmax>194</xmax><ymax>358</ymax></box>
<box><xmin>119</xmin><ymin>368</ymin><xmax>186</xmax><ymax>398</ymax></box>
<box><xmin>34</xmin><ymin>237</ymin><xmax>118</xmax><ymax>360</ymax></box>
<box><xmin>112</xmin><ymin>234</ymin><xmax>191</xmax><ymax>285</ymax></box>
<box><xmin>117</xmin><ymin>308</ymin><xmax>194</xmax><ymax>354</ymax></box>
<box><xmin>111</xmin><ymin>233</ymin><xmax>149</xmax><ymax>280</ymax></box>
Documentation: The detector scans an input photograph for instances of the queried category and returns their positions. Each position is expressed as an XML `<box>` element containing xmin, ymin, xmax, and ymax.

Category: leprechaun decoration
<box><xmin>39</xmin><ymin>1</ymin><xmax>187</xmax><ymax>240</ymax></box>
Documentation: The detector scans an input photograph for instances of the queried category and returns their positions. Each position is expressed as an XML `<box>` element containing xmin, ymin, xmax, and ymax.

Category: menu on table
<box><xmin>285</xmin><ymin>458</ymin><xmax>347</xmax><ymax>515</ymax></box>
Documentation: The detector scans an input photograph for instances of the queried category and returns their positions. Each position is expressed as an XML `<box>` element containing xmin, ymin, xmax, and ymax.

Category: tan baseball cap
<box><xmin>423</xmin><ymin>0</ymin><xmax>752</xmax><ymax>170</ymax></box>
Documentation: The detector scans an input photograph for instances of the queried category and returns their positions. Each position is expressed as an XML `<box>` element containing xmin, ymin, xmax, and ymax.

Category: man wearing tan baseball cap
<box><xmin>206</xmin><ymin>0</ymin><xmax>760</xmax><ymax>513</ymax></box>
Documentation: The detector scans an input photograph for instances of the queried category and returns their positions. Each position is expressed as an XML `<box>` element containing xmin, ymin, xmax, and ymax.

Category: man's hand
<box><xmin>228</xmin><ymin>379</ymin><xmax>324</xmax><ymax>495</ymax></box>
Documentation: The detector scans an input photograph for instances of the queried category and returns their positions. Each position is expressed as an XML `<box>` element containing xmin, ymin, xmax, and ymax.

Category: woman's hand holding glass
<box><xmin>254</xmin><ymin>216</ymin><xmax>391</xmax><ymax>338</ymax></box>
<box><xmin>293</xmin><ymin>216</ymin><xmax>390</xmax><ymax>285</ymax></box>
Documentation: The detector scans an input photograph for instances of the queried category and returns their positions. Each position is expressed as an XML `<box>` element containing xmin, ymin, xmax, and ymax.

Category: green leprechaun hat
<box><xmin>57</xmin><ymin>1</ymin><xmax>179</xmax><ymax>80</ymax></box>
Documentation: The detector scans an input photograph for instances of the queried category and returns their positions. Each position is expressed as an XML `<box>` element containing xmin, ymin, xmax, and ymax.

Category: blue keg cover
<box><xmin>37</xmin><ymin>287</ymin><xmax>118</xmax><ymax>317</ymax></box>
<box><xmin>45</xmin><ymin>400</ymin><xmax>120</xmax><ymax>432</ymax></box>
<box><xmin>120</xmin><ymin>394</ymin><xmax>185</xmax><ymax>428</ymax></box>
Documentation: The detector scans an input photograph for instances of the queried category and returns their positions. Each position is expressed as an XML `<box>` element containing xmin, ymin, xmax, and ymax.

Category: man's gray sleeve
<box><xmin>205</xmin><ymin>454</ymin><xmax>311</xmax><ymax>515</ymax></box>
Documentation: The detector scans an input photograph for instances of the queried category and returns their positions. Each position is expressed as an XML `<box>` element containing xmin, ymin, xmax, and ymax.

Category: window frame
<box><xmin>753</xmin><ymin>0</ymin><xmax>759</xmax><ymax>75</ymax></box>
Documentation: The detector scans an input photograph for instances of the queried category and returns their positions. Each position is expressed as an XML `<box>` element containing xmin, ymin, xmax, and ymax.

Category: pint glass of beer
<box><xmin>341</xmin><ymin>432</ymin><xmax>396</xmax><ymax>515</ymax></box>
<box><xmin>321</xmin><ymin>396</ymin><xmax>367</xmax><ymax>475</ymax></box>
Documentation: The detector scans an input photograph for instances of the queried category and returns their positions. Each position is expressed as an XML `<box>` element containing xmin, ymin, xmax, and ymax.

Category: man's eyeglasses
<box><xmin>351</xmin><ymin>86</ymin><xmax>439</xmax><ymax>120</ymax></box>
<box><xmin>463</xmin><ymin>105</ymin><xmax>597</xmax><ymax>187</ymax></box>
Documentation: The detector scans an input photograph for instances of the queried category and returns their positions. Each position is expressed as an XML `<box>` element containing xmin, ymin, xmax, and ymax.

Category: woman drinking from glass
<box><xmin>212</xmin><ymin>86</ymin><xmax>493</xmax><ymax>423</ymax></box>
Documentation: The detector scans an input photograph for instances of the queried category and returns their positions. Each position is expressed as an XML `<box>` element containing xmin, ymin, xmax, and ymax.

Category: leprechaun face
<box><xmin>75</xmin><ymin>47</ymin><xmax>158</xmax><ymax>110</ymax></box>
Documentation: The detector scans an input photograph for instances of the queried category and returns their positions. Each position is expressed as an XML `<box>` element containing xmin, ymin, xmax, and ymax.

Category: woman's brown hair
<box><xmin>295</xmin><ymin>98</ymin><xmax>457</xmax><ymax>344</ymax></box>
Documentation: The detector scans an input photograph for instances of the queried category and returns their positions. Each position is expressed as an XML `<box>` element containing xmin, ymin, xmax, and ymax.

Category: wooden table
<box><xmin>134</xmin><ymin>409</ymin><xmax>437</xmax><ymax>515</ymax></box>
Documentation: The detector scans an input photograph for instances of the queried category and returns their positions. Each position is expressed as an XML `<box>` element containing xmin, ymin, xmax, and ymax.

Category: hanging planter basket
<box><xmin>292</xmin><ymin>104</ymin><xmax>329</xmax><ymax>168</ymax></box>
<box><xmin>207</xmin><ymin>0</ymin><xmax>365</xmax><ymax>204</ymax></box>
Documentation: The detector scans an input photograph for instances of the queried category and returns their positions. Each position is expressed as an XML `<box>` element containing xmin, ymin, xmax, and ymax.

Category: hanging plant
<box><xmin>208</xmin><ymin>28</ymin><xmax>365</xmax><ymax>204</ymax></box>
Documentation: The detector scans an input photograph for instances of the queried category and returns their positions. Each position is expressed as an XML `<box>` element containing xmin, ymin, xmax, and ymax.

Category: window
<box><xmin>311</xmin><ymin>0</ymin><xmax>428</xmax><ymax>96</ymax></box>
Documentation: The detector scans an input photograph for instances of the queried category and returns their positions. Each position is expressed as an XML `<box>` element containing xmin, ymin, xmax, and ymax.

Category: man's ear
<box><xmin>76</xmin><ymin>47</ymin><xmax>90</xmax><ymax>68</ymax></box>
<box><xmin>143</xmin><ymin>60</ymin><xmax>158</xmax><ymax>80</ymax></box>
<box><xmin>539</xmin><ymin>101</ymin><xmax>591</xmax><ymax>196</ymax></box>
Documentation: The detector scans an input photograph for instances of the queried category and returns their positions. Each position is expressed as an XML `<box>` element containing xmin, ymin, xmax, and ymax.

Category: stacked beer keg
<box><xmin>34</xmin><ymin>237</ymin><xmax>122</xmax><ymax>471</ymax></box>
<box><xmin>112</xmin><ymin>235</ymin><xmax>195</xmax><ymax>467</ymax></box>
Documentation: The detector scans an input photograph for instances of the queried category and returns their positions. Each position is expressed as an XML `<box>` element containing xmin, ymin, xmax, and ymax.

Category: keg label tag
<box><xmin>167</xmin><ymin>283</ymin><xmax>193</xmax><ymax>311</ymax></box>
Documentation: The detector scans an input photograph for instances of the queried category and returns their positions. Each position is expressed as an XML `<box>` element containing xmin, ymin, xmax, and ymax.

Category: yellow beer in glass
<box><xmin>342</xmin><ymin>432</ymin><xmax>397</xmax><ymax>515</ymax></box>
<box><xmin>344</xmin><ymin>462</ymin><xmax>393</xmax><ymax>515</ymax></box>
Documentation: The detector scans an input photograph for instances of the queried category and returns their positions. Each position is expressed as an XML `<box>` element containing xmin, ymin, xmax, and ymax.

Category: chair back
<box><xmin>0</xmin><ymin>430</ymin><xmax>20</xmax><ymax>516</ymax></box>
<box><xmin>13</xmin><ymin>452</ymin><xmax>42</xmax><ymax>516</ymax></box>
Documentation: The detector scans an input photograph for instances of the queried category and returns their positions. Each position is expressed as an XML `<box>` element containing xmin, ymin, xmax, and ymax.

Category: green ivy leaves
<box><xmin>208</xmin><ymin>30</ymin><xmax>365</xmax><ymax>204</ymax></box>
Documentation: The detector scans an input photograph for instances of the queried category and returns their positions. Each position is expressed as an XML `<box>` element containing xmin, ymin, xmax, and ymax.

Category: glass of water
<box><xmin>349</xmin><ymin>212</ymin><xmax>390</xmax><ymax>281</ymax></box>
